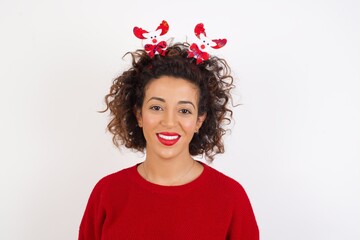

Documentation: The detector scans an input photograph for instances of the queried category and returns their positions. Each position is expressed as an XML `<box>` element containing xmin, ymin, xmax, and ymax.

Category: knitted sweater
<box><xmin>79</xmin><ymin>162</ymin><xmax>259</xmax><ymax>240</ymax></box>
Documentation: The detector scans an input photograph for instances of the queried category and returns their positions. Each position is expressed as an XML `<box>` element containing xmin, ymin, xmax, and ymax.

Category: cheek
<box><xmin>182</xmin><ymin>119</ymin><xmax>198</xmax><ymax>132</ymax></box>
<box><xmin>141</xmin><ymin>112</ymin><xmax>158</xmax><ymax>129</ymax></box>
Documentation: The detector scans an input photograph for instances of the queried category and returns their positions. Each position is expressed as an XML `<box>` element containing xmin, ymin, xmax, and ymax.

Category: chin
<box><xmin>155</xmin><ymin>148</ymin><xmax>182</xmax><ymax>160</ymax></box>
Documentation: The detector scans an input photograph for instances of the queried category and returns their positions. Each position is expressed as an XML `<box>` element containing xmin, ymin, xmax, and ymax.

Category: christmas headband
<box><xmin>133</xmin><ymin>20</ymin><xmax>227</xmax><ymax>64</ymax></box>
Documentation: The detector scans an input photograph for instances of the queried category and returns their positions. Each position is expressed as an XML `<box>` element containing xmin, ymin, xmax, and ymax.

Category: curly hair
<box><xmin>102</xmin><ymin>42</ymin><xmax>234</xmax><ymax>162</ymax></box>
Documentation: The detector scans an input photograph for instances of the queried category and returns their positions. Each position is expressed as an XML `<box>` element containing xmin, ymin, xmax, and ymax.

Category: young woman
<box><xmin>79</xmin><ymin>42</ymin><xmax>259</xmax><ymax>239</ymax></box>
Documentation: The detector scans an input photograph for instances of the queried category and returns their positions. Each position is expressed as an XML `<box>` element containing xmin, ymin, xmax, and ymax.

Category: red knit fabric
<box><xmin>79</xmin><ymin>162</ymin><xmax>259</xmax><ymax>240</ymax></box>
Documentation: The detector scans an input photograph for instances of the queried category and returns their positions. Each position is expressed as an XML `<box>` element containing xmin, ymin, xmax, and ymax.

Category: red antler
<box><xmin>211</xmin><ymin>39</ymin><xmax>227</xmax><ymax>49</ymax></box>
<box><xmin>194</xmin><ymin>23</ymin><xmax>206</xmax><ymax>39</ymax></box>
<box><xmin>133</xmin><ymin>27</ymin><xmax>148</xmax><ymax>39</ymax></box>
<box><xmin>156</xmin><ymin>20</ymin><xmax>169</xmax><ymax>36</ymax></box>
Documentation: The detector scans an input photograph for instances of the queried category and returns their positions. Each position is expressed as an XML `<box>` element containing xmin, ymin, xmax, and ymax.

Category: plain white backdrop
<box><xmin>1</xmin><ymin>0</ymin><xmax>359</xmax><ymax>239</ymax></box>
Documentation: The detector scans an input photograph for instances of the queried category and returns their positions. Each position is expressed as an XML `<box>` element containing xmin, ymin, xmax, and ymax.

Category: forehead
<box><xmin>144</xmin><ymin>76</ymin><xmax>199</xmax><ymax>102</ymax></box>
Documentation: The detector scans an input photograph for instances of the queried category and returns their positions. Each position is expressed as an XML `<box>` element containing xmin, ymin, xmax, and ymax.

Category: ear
<box><xmin>134</xmin><ymin>108</ymin><xmax>143</xmax><ymax>127</ymax></box>
<box><xmin>195</xmin><ymin>113</ymin><xmax>207</xmax><ymax>131</ymax></box>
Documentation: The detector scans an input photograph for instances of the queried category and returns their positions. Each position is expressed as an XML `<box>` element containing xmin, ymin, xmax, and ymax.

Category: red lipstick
<box><xmin>156</xmin><ymin>132</ymin><xmax>180</xmax><ymax>146</ymax></box>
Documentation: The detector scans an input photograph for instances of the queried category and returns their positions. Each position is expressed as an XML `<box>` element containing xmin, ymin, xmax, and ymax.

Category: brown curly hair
<box><xmin>102</xmin><ymin>42</ymin><xmax>234</xmax><ymax>162</ymax></box>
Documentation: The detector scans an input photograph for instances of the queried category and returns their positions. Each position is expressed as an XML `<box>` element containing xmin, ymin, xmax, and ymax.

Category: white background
<box><xmin>1</xmin><ymin>0</ymin><xmax>359</xmax><ymax>239</ymax></box>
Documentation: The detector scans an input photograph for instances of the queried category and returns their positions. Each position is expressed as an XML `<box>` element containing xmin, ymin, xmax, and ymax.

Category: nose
<box><xmin>152</xmin><ymin>39</ymin><xmax>157</xmax><ymax>44</ymax></box>
<box><xmin>161</xmin><ymin>111</ymin><xmax>177</xmax><ymax>128</ymax></box>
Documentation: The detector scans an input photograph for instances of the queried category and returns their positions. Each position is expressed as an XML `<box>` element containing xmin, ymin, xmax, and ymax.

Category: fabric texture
<box><xmin>79</xmin><ymin>162</ymin><xmax>259</xmax><ymax>240</ymax></box>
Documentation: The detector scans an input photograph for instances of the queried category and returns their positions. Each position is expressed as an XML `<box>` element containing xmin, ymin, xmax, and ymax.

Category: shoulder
<box><xmin>203</xmin><ymin>163</ymin><xmax>258</xmax><ymax>225</ymax></box>
<box><xmin>90</xmin><ymin>164</ymin><xmax>137</xmax><ymax>195</ymax></box>
<box><xmin>203</xmin><ymin>163</ymin><xmax>249</xmax><ymax>199</ymax></box>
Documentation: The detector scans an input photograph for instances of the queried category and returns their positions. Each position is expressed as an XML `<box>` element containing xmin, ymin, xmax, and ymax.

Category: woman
<box><xmin>79</xmin><ymin>42</ymin><xmax>259</xmax><ymax>239</ymax></box>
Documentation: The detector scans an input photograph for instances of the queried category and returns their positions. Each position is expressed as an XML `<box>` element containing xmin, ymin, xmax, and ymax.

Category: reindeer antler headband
<box><xmin>187</xmin><ymin>23</ymin><xmax>227</xmax><ymax>64</ymax></box>
<box><xmin>133</xmin><ymin>20</ymin><xmax>170</xmax><ymax>58</ymax></box>
<box><xmin>133</xmin><ymin>20</ymin><xmax>227</xmax><ymax>64</ymax></box>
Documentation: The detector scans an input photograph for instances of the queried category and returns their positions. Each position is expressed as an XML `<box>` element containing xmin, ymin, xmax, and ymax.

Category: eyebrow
<box><xmin>178</xmin><ymin>100</ymin><xmax>196</xmax><ymax>109</ymax></box>
<box><xmin>147</xmin><ymin>97</ymin><xmax>196</xmax><ymax>109</ymax></box>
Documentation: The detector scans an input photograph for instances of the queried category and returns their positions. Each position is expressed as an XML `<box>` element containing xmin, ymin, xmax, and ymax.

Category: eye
<box><xmin>150</xmin><ymin>105</ymin><xmax>162</xmax><ymax>111</ymax></box>
<box><xmin>179</xmin><ymin>109</ymin><xmax>192</xmax><ymax>114</ymax></box>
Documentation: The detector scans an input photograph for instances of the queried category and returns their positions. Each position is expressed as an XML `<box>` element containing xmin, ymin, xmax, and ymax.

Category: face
<box><xmin>136</xmin><ymin>76</ymin><xmax>206</xmax><ymax>161</ymax></box>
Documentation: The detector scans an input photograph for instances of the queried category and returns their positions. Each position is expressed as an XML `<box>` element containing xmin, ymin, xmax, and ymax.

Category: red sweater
<box><xmin>79</xmin><ymin>162</ymin><xmax>259</xmax><ymax>240</ymax></box>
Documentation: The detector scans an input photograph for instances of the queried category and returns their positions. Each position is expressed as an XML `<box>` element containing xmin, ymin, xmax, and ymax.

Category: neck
<box><xmin>142</xmin><ymin>155</ymin><xmax>196</xmax><ymax>186</ymax></box>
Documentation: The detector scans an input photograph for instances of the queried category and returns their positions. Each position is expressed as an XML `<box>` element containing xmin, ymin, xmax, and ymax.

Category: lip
<box><xmin>156</xmin><ymin>132</ymin><xmax>181</xmax><ymax>146</ymax></box>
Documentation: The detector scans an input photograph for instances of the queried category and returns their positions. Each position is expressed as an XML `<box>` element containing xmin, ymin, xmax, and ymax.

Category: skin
<box><xmin>136</xmin><ymin>76</ymin><xmax>206</xmax><ymax>186</ymax></box>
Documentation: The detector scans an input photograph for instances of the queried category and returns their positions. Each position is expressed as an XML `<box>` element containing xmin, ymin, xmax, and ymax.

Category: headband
<box><xmin>133</xmin><ymin>20</ymin><xmax>227</xmax><ymax>64</ymax></box>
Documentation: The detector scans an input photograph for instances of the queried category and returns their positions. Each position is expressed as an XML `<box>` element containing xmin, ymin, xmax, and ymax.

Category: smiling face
<box><xmin>136</xmin><ymin>76</ymin><xmax>206</xmax><ymax>161</ymax></box>
<box><xmin>199</xmin><ymin>34</ymin><xmax>216</xmax><ymax>50</ymax></box>
<box><xmin>143</xmin><ymin>29</ymin><xmax>161</xmax><ymax>44</ymax></box>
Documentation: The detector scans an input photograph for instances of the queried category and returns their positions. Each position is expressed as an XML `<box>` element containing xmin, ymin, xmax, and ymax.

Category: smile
<box><xmin>157</xmin><ymin>132</ymin><xmax>181</xmax><ymax>146</ymax></box>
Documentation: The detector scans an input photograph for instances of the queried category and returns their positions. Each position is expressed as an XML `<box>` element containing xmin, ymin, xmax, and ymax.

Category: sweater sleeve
<box><xmin>227</xmin><ymin>185</ymin><xmax>259</xmax><ymax>240</ymax></box>
<box><xmin>78</xmin><ymin>180</ymin><xmax>106</xmax><ymax>240</ymax></box>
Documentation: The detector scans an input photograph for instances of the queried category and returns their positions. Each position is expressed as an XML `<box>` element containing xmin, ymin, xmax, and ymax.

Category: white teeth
<box><xmin>158</xmin><ymin>134</ymin><xmax>179</xmax><ymax>140</ymax></box>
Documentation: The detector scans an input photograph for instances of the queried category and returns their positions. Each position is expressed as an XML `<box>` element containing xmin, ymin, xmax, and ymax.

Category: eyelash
<box><xmin>149</xmin><ymin>106</ymin><xmax>192</xmax><ymax>114</ymax></box>
<box><xmin>150</xmin><ymin>105</ymin><xmax>162</xmax><ymax>111</ymax></box>
<box><xmin>179</xmin><ymin>109</ymin><xmax>192</xmax><ymax>114</ymax></box>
